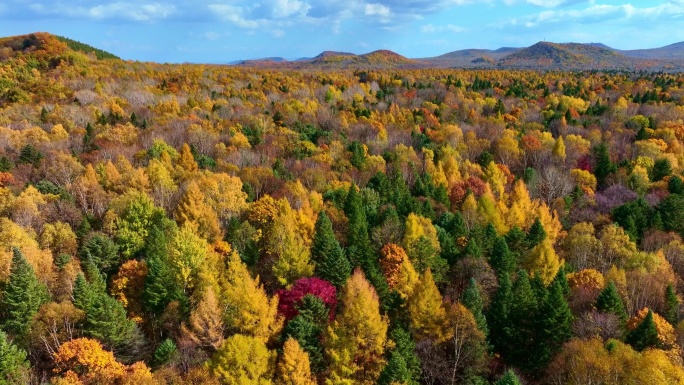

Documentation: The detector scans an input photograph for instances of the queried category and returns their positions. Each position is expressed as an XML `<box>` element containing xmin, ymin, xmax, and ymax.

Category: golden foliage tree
<box><xmin>325</xmin><ymin>269</ymin><xmax>388</xmax><ymax>385</ymax></box>
<box><xmin>276</xmin><ymin>338</ymin><xmax>316</xmax><ymax>385</ymax></box>
<box><xmin>208</xmin><ymin>334</ymin><xmax>276</xmax><ymax>385</ymax></box>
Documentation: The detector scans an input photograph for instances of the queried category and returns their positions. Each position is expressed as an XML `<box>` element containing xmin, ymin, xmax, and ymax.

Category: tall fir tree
<box><xmin>488</xmin><ymin>272</ymin><xmax>512</xmax><ymax>357</ymax></box>
<box><xmin>73</xmin><ymin>271</ymin><xmax>137</xmax><ymax>351</ymax></box>
<box><xmin>490</xmin><ymin>237</ymin><xmax>515</xmax><ymax>274</ymax></box>
<box><xmin>462</xmin><ymin>278</ymin><xmax>489</xmax><ymax>338</ymax></box>
<box><xmin>378</xmin><ymin>328</ymin><xmax>420</xmax><ymax>385</ymax></box>
<box><xmin>593</xmin><ymin>142</ymin><xmax>616</xmax><ymax>189</ymax></box>
<box><xmin>0</xmin><ymin>329</ymin><xmax>29</xmax><ymax>384</ymax></box>
<box><xmin>535</xmin><ymin>280</ymin><xmax>572</xmax><ymax>370</ymax></box>
<box><xmin>494</xmin><ymin>370</ymin><xmax>522</xmax><ymax>385</ymax></box>
<box><xmin>311</xmin><ymin>212</ymin><xmax>351</xmax><ymax>288</ymax></box>
<box><xmin>596</xmin><ymin>281</ymin><xmax>628</xmax><ymax>321</ymax></box>
<box><xmin>626</xmin><ymin>309</ymin><xmax>660</xmax><ymax>351</ymax></box>
<box><xmin>507</xmin><ymin>270</ymin><xmax>539</xmax><ymax>371</ymax></box>
<box><xmin>665</xmin><ymin>284</ymin><xmax>680</xmax><ymax>325</ymax></box>
<box><xmin>526</xmin><ymin>218</ymin><xmax>546</xmax><ymax>249</ymax></box>
<box><xmin>0</xmin><ymin>248</ymin><xmax>49</xmax><ymax>338</ymax></box>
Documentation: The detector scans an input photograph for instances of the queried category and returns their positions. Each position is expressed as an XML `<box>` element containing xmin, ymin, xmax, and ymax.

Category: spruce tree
<box><xmin>0</xmin><ymin>330</ymin><xmax>29</xmax><ymax>384</ymax></box>
<box><xmin>462</xmin><ymin>278</ymin><xmax>489</xmax><ymax>338</ymax></box>
<box><xmin>481</xmin><ymin>223</ymin><xmax>498</xmax><ymax>255</ymax></box>
<box><xmin>311</xmin><ymin>212</ymin><xmax>351</xmax><ymax>288</ymax></box>
<box><xmin>490</xmin><ymin>237</ymin><xmax>515</xmax><ymax>274</ymax></box>
<box><xmin>507</xmin><ymin>270</ymin><xmax>539</xmax><ymax>371</ymax></box>
<box><xmin>596</xmin><ymin>281</ymin><xmax>628</xmax><ymax>321</ymax></box>
<box><xmin>593</xmin><ymin>142</ymin><xmax>616</xmax><ymax>189</ymax></box>
<box><xmin>0</xmin><ymin>248</ymin><xmax>49</xmax><ymax>338</ymax></box>
<box><xmin>488</xmin><ymin>272</ymin><xmax>512</xmax><ymax>357</ymax></box>
<box><xmin>536</xmin><ymin>280</ymin><xmax>572</xmax><ymax>370</ymax></box>
<box><xmin>552</xmin><ymin>265</ymin><xmax>570</xmax><ymax>297</ymax></box>
<box><xmin>665</xmin><ymin>284</ymin><xmax>679</xmax><ymax>325</ymax></box>
<box><xmin>378</xmin><ymin>328</ymin><xmax>420</xmax><ymax>385</ymax></box>
<box><xmin>626</xmin><ymin>310</ymin><xmax>660</xmax><ymax>351</ymax></box>
<box><xmin>526</xmin><ymin>218</ymin><xmax>546</xmax><ymax>249</ymax></box>
<box><xmin>73</xmin><ymin>270</ymin><xmax>137</xmax><ymax>351</ymax></box>
<box><xmin>494</xmin><ymin>370</ymin><xmax>522</xmax><ymax>385</ymax></box>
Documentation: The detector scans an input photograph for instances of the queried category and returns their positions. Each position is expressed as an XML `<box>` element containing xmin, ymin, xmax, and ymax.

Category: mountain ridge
<box><xmin>2</xmin><ymin>32</ymin><xmax>683</xmax><ymax>71</ymax></box>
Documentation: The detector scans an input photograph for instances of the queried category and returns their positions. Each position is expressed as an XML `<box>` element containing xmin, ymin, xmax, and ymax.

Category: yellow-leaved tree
<box><xmin>208</xmin><ymin>334</ymin><xmax>277</xmax><ymax>385</ymax></box>
<box><xmin>407</xmin><ymin>269</ymin><xmax>450</xmax><ymax>342</ymax></box>
<box><xmin>325</xmin><ymin>269</ymin><xmax>388</xmax><ymax>385</ymax></box>
<box><xmin>276</xmin><ymin>338</ymin><xmax>316</xmax><ymax>385</ymax></box>
<box><xmin>222</xmin><ymin>251</ymin><xmax>282</xmax><ymax>343</ymax></box>
<box><xmin>174</xmin><ymin>181</ymin><xmax>222</xmax><ymax>243</ymax></box>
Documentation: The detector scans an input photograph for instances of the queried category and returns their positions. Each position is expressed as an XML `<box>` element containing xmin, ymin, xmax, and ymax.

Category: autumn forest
<box><xmin>2</xmin><ymin>32</ymin><xmax>684</xmax><ymax>385</ymax></box>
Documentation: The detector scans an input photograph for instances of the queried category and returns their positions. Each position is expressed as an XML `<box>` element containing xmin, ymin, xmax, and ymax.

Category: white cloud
<box><xmin>421</xmin><ymin>23</ymin><xmax>465</xmax><ymax>33</ymax></box>
<box><xmin>271</xmin><ymin>29</ymin><xmax>286</xmax><ymax>37</ymax></box>
<box><xmin>365</xmin><ymin>3</ymin><xmax>391</xmax><ymax>16</ymax></box>
<box><xmin>272</xmin><ymin>0</ymin><xmax>311</xmax><ymax>18</ymax></box>
<box><xmin>501</xmin><ymin>2</ymin><xmax>684</xmax><ymax>28</ymax></box>
<box><xmin>29</xmin><ymin>2</ymin><xmax>176</xmax><ymax>21</ymax></box>
<box><xmin>365</xmin><ymin>3</ymin><xmax>391</xmax><ymax>22</ymax></box>
<box><xmin>208</xmin><ymin>4</ymin><xmax>262</xmax><ymax>28</ymax></box>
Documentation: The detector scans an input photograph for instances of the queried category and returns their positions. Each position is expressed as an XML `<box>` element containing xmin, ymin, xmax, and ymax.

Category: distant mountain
<box><xmin>421</xmin><ymin>47</ymin><xmax>521</xmax><ymax>68</ymax></box>
<box><xmin>496</xmin><ymin>42</ymin><xmax>639</xmax><ymax>70</ymax></box>
<box><xmin>225</xmin><ymin>40</ymin><xmax>684</xmax><ymax>71</ymax></box>
<box><xmin>233</xmin><ymin>57</ymin><xmax>288</xmax><ymax>65</ymax></box>
<box><xmin>620</xmin><ymin>42</ymin><xmax>684</xmax><ymax>60</ymax></box>
<box><xmin>232</xmin><ymin>49</ymin><xmax>424</xmax><ymax>69</ymax></box>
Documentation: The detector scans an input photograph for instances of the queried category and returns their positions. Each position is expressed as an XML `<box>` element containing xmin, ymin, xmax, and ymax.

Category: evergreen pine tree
<box><xmin>73</xmin><ymin>269</ymin><xmax>137</xmax><ymax>351</ymax></box>
<box><xmin>494</xmin><ymin>370</ymin><xmax>522</xmax><ymax>385</ymax></box>
<box><xmin>596</xmin><ymin>281</ymin><xmax>628</xmax><ymax>321</ymax></box>
<box><xmin>665</xmin><ymin>284</ymin><xmax>679</xmax><ymax>325</ymax></box>
<box><xmin>626</xmin><ymin>309</ymin><xmax>660</xmax><ymax>351</ymax></box>
<box><xmin>593</xmin><ymin>142</ymin><xmax>616</xmax><ymax>189</ymax></box>
<box><xmin>536</xmin><ymin>280</ymin><xmax>572</xmax><ymax>370</ymax></box>
<box><xmin>526</xmin><ymin>218</ymin><xmax>546</xmax><ymax>249</ymax></box>
<box><xmin>0</xmin><ymin>330</ymin><xmax>29</xmax><ymax>384</ymax></box>
<box><xmin>552</xmin><ymin>265</ymin><xmax>571</xmax><ymax>297</ymax></box>
<box><xmin>490</xmin><ymin>237</ymin><xmax>515</xmax><ymax>274</ymax></box>
<box><xmin>378</xmin><ymin>328</ymin><xmax>420</xmax><ymax>385</ymax></box>
<box><xmin>0</xmin><ymin>248</ymin><xmax>49</xmax><ymax>338</ymax></box>
<box><xmin>281</xmin><ymin>296</ymin><xmax>328</xmax><ymax>373</ymax></box>
<box><xmin>507</xmin><ymin>270</ymin><xmax>539</xmax><ymax>371</ymax></box>
<box><xmin>311</xmin><ymin>212</ymin><xmax>351</xmax><ymax>288</ymax></box>
<box><xmin>462</xmin><ymin>278</ymin><xmax>489</xmax><ymax>337</ymax></box>
<box><xmin>488</xmin><ymin>272</ymin><xmax>512</xmax><ymax>357</ymax></box>
<box><xmin>482</xmin><ymin>223</ymin><xmax>498</xmax><ymax>254</ymax></box>
<box><xmin>505</xmin><ymin>226</ymin><xmax>527</xmax><ymax>260</ymax></box>
<box><xmin>668</xmin><ymin>175</ymin><xmax>684</xmax><ymax>194</ymax></box>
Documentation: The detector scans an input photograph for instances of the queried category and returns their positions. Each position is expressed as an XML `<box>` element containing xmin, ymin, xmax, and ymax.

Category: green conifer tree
<box><xmin>536</xmin><ymin>280</ymin><xmax>572</xmax><ymax>370</ymax></box>
<box><xmin>494</xmin><ymin>370</ymin><xmax>522</xmax><ymax>385</ymax></box>
<box><xmin>311</xmin><ymin>212</ymin><xmax>351</xmax><ymax>288</ymax></box>
<box><xmin>526</xmin><ymin>218</ymin><xmax>546</xmax><ymax>249</ymax></box>
<box><xmin>488</xmin><ymin>272</ymin><xmax>512</xmax><ymax>357</ymax></box>
<box><xmin>507</xmin><ymin>271</ymin><xmax>539</xmax><ymax>371</ymax></box>
<box><xmin>626</xmin><ymin>309</ymin><xmax>660</xmax><ymax>351</ymax></box>
<box><xmin>378</xmin><ymin>328</ymin><xmax>420</xmax><ymax>385</ymax></box>
<box><xmin>0</xmin><ymin>330</ymin><xmax>29</xmax><ymax>384</ymax></box>
<box><xmin>490</xmin><ymin>237</ymin><xmax>515</xmax><ymax>274</ymax></box>
<box><xmin>665</xmin><ymin>284</ymin><xmax>679</xmax><ymax>325</ymax></box>
<box><xmin>596</xmin><ymin>281</ymin><xmax>628</xmax><ymax>321</ymax></box>
<box><xmin>0</xmin><ymin>248</ymin><xmax>49</xmax><ymax>338</ymax></box>
<box><xmin>462</xmin><ymin>278</ymin><xmax>489</xmax><ymax>338</ymax></box>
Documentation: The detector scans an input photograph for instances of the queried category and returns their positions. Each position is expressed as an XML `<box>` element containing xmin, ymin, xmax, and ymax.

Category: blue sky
<box><xmin>1</xmin><ymin>0</ymin><xmax>683</xmax><ymax>62</ymax></box>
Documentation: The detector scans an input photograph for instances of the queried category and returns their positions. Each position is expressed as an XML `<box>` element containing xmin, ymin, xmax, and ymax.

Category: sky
<box><xmin>1</xmin><ymin>0</ymin><xmax>684</xmax><ymax>63</ymax></box>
